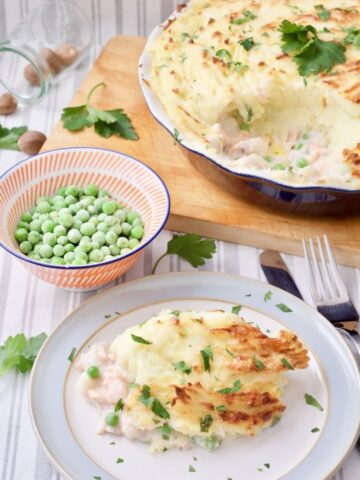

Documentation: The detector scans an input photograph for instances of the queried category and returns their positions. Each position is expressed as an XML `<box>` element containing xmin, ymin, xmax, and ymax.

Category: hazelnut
<box><xmin>0</xmin><ymin>93</ymin><xmax>17</xmax><ymax>115</ymax></box>
<box><xmin>18</xmin><ymin>131</ymin><xmax>47</xmax><ymax>155</ymax></box>
<box><xmin>24</xmin><ymin>64</ymin><xmax>41</xmax><ymax>86</ymax></box>
<box><xmin>55</xmin><ymin>42</ymin><xmax>79</xmax><ymax>66</ymax></box>
<box><xmin>40</xmin><ymin>48</ymin><xmax>63</xmax><ymax>74</ymax></box>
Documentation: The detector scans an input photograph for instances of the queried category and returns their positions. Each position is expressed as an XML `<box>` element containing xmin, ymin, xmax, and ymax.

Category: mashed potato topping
<box><xmin>77</xmin><ymin>309</ymin><xmax>309</xmax><ymax>452</ymax></box>
<box><xmin>148</xmin><ymin>0</ymin><xmax>360</xmax><ymax>188</ymax></box>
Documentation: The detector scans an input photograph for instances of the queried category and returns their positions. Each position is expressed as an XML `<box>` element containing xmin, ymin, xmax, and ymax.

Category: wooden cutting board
<box><xmin>43</xmin><ymin>35</ymin><xmax>360</xmax><ymax>268</ymax></box>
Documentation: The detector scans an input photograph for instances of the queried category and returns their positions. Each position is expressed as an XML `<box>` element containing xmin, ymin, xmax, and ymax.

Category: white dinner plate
<box><xmin>30</xmin><ymin>272</ymin><xmax>360</xmax><ymax>480</ymax></box>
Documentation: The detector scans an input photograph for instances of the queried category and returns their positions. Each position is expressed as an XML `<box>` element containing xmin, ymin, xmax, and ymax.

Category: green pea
<box><xmin>52</xmin><ymin>195</ymin><xmax>65</xmax><ymax>203</ymax></box>
<box><xmin>72</xmin><ymin>219</ymin><xmax>83</xmax><ymax>230</ymax></box>
<box><xmin>100</xmin><ymin>246</ymin><xmax>111</xmax><ymax>256</ymax></box>
<box><xmin>84</xmin><ymin>184</ymin><xmax>99</xmax><ymax>196</ymax></box>
<box><xmin>41</xmin><ymin>258</ymin><xmax>52</xmax><ymax>264</ymax></box>
<box><xmin>28</xmin><ymin>231</ymin><xmax>41</xmax><ymax>245</ymax></box>
<box><xmin>92</xmin><ymin>231</ymin><xmax>106</xmax><ymax>246</ymax></box>
<box><xmin>104</xmin><ymin>216</ymin><xmax>116</xmax><ymax>227</ymax></box>
<box><xmin>131</xmin><ymin>226</ymin><xmax>144</xmax><ymax>240</ymax></box>
<box><xmin>51</xmin><ymin>257</ymin><xmax>65</xmax><ymax>265</ymax></box>
<box><xmin>68</xmin><ymin>229</ymin><xmax>81</xmax><ymax>244</ymax></box>
<box><xmin>77</xmin><ymin>209</ymin><xmax>90</xmax><ymax>222</ymax></box>
<box><xmin>64</xmin><ymin>252</ymin><xmax>76</xmax><ymax>264</ymax></box>
<box><xmin>105</xmin><ymin>412</ymin><xmax>119</xmax><ymax>427</ymax></box>
<box><xmin>43</xmin><ymin>232</ymin><xmax>57</xmax><ymax>246</ymax></box>
<box><xmin>89</xmin><ymin>249</ymin><xmax>104</xmax><ymax>263</ymax></box>
<box><xmin>28</xmin><ymin>252</ymin><xmax>41</xmax><ymax>260</ymax></box>
<box><xmin>54</xmin><ymin>200</ymin><xmax>67</xmax><ymax>211</ymax></box>
<box><xmin>91</xmin><ymin>241</ymin><xmax>100</xmax><ymax>250</ymax></box>
<box><xmin>80</xmin><ymin>222</ymin><xmax>96</xmax><ymax>237</ymax></box>
<box><xmin>17</xmin><ymin>221</ymin><xmax>30</xmax><ymax>231</ymax></box>
<box><xmin>87</xmin><ymin>205</ymin><xmax>97</xmax><ymax>215</ymax></box>
<box><xmin>19</xmin><ymin>241</ymin><xmax>32</xmax><ymax>254</ymax></box>
<box><xmin>72</xmin><ymin>258</ymin><xmax>87</xmax><ymax>266</ymax></box>
<box><xmin>64</xmin><ymin>243</ymin><xmax>75</xmax><ymax>253</ymax></box>
<box><xmin>59</xmin><ymin>213</ymin><xmax>74</xmax><ymax>228</ymax></box>
<box><xmin>79</xmin><ymin>240</ymin><xmax>92</xmax><ymax>253</ymax></box>
<box><xmin>114</xmin><ymin>210</ymin><xmax>127</xmax><ymax>223</ymax></box>
<box><xmin>97</xmin><ymin>222</ymin><xmax>108</xmax><ymax>233</ymax></box>
<box><xmin>69</xmin><ymin>203</ymin><xmax>81</xmax><ymax>214</ymax></box>
<box><xmin>121</xmin><ymin>222</ymin><xmax>132</xmax><ymax>236</ymax></box>
<box><xmin>102</xmin><ymin>201</ymin><xmax>117</xmax><ymax>215</ymax></box>
<box><xmin>33</xmin><ymin>244</ymin><xmax>42</xmax><ymax>255</ymax></box>
<box><xmin>57</xmin><ymin>187</ymin><xmax>66</xmax><ymax>196</ymax></box>
<box><xmin>128</xmin><ymin>238</ymin><xmax>140</xmax><ymax>249</ymax></box>
<box><xmin>110</xmin><ymin>225</ymin><xmax>122</xmax><ymax>236</ymax></box>
<box><xmin>117</xmin><ymin>237</ymin><xmax>129</xmax><ymax>249</ymax></box>
<box><xmin>87</xmin><ymin>365</ymin><xmax>100</xmax><ymax>379</ymax></box>
<box><xmin>109</xmin><ymin>244</ymin><xmax>120</xmax><ymax>256</ymax></box>
<box><xmin>75</xmin><ymin>251</ymin><xmax>88</xmax><ymax>262</ymax></box>
<box><xmin>21</xmin><ymin>212</ymin><xmax>32</xmax><ymax>223</ymax></box>
<box><xmin>37</xmin><ymin>201</ymin><xmax>51</xmax><ymax>214</ymax></box>
<box><xmin>120</xmin><ymin>248</ymin><xmax>131</xmax><ymax>255</ymax></box>
<box><xmin>29</xmin><ymin>219</ymin><xmax>42</xmax><ymax>232</ymax></box>
<box><xmin>98</xmin><ymin>190</ymin><xmax>110</xmax><ymax>198</ymax></box>
<box><xmin>94</xmin><ymin>198</ymin><xmax>105</xmax><ymax>212</ymax></box>
<box><xmin>65</xmin><ymin>194</ymin><xmax>77</xmax><ymax>206</ymax></box>
<box><xmin>105</xmin><ymin>231</ymin><xmax>117</xmax><ymax>245</ymax></box>
<box><xmin>54</xmin><ymin>225</ymin><xmax>67</xmax><ymax>237</ymax></box>
<box><xmin>126</xmin><ymin>211</ymin><xmax>139</xmax><ymax>224</ymax></box>
<box><xmin>65</xmin><ymin>185</ymin><xmax>80</xmax><ymax>197</ymax></box>
<box><xmin>53</xmin><ymin>244</ymin><xmax>65</xmax><ymax>257</ymax></box>
<box><xmin>39</xmin><ymin>244</ymin><xmax>53</xmax><ymax>258</ymax></box>
<box><xmin>132</xmin><ymin>218</ymin><xmax>144</xmax><ymax>227</ymax></box>
<box><xmin>98</xmin><ymin>213</ymin><xmax>107</xmax><ymax>222</ymax></box>
<box><xmin>57</xmin><ymin>235</ymin><xmax>68</xmax><ymax>246</ymax></box>
<box><xmin>41</xmin><ymin>220</ymin><xmax>56</xmax><ymax>233</ymax></box>
<box><xmin>104</xmin><ymin>255</ymin><xmax>114</xmax><ymax>261</ymax></box>
<box><xmin>15</xmin><ymin>228</ymin><xmax>28</xmax><ymax>243</ymax></box>
<box><xmin>79</xmin><ymin>198</ymin><xmax>91</xmax><ymax>208</ymax></box>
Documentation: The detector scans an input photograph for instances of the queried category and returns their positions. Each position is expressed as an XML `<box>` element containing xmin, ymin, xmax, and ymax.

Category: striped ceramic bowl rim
<box><xmin>0</xmin><ymin>147</ymin><xmax>170</xmax><ymax>283</ymax></box>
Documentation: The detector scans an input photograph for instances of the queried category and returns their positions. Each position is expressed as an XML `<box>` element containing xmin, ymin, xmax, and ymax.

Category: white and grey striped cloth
<box><xmin>0</xmin><ymin>1</ymin><xmax>359</xmax><ymax>479</ymax></box>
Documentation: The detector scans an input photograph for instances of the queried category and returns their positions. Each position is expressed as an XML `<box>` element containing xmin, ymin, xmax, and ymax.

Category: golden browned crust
<box><xmin>344</xmin><ymin>143</ymin><xmax>360</xmax><ymax>177</ymax></box>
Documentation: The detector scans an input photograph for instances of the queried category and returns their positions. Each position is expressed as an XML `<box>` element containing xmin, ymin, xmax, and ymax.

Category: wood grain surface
<box><xmin>43</xmin><ymin>35</ymin><xmax>360</xmax><ymax>267</ymax></box>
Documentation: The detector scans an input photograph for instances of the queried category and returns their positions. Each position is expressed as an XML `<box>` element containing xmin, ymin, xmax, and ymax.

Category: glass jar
<box><xmin>0</xmin><ymin>0</ymin><xmax>91</xmax><ymax>105</ymax></box>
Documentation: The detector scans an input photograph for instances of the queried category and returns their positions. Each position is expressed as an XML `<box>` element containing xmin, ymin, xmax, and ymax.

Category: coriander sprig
<box><xmin>61</xmin><ymin>82</ymin><xmax>138</xmax><ymax>140</ymax></box>
<box><xmin>0</xmin><ymin>332</ymin><xmax>47</xmax><ymax>376</ymax></box>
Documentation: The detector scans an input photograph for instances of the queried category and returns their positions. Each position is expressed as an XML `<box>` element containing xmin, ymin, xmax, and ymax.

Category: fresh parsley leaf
<box><xmin>93</xmin><ymin>476</ymin><xmax>101</xmax><ymax>479</ymax></box>
<box><xmin>216</xmin><ymin>404</ymin><xmax>228</xmax><ymax>412</ymax></box>
<box><xmin>225</xmin><ymin>348</ymin><xmax>235</xmax><ymax>357</ymax></box>
<box><xmin>116</xmin><ymin>458</ymin><xmax>124</xmax><ymax>464</ymax></box>
<box><xmin>311</xmin><ymin>427</ymin><xmax>320</xmax><ymax>433</ymax></box>
<box><xmin>245</xmin><ymin>105</ymin><xmax>253</xmax><ymax>122</ymax></box>
<box><xmin>193</xmin><ymin>456</ymin><xmax>197</xmax><ymax>461</ymax></box>
<box><xmin>158</xmin><ymin>423</ymin><xmax>172</xmax><ymax>439</ymax></box>
<box><xmin>200</xmin><ymin>414</ymin><xmax>213</xmax><ymax>432</ymax></box>
<box><xmin>215</xmin><ymin>49</ymin><xmax>232</xmax><ymax>60</ymax></box>
<box><xmin>61</xmin><ymin>82</ymin><xmax>137</xmax><ymax>140</ymax></box>
<box><xmin>239</xmin><ymin>37</ymin><xmax>255</xmax><ymax>51</ymax></box>
<box><xmin>152</xmin><ymin>234</ymin><xmax>216</xmax><ymax>274</ymax></box>
<box><xmin>279</xmin><ymin>20</ymin><xmax>346</xmax><ymax>76</ymax></box>
<box><xmin>217</xmin><ymin>379</ymin><xmax>241</xmax><ymax>394</ymax></box>
<box><xmin>231</xmin><ymin>10</ymin><xmax>257</xmax><ymax>25</ymax></box>
<box><xmin>0</xmin><ymin>332</ymin><xmax>48</xmax><ymax>376</ymax></box>
<box><xmin>200</xmin><ymin>345</ymin><xmax>213</xmax><ymax>372</ymax></box>
<box><xmin>276</xmin><ymin>303</ymin><xmax>292</xmax><ymax>312</ymax></box>
<box><xmin>173</xmin><ymin>127</ymin><xmax>182</xmax><ymax>144</ymax></box>
<box><xmin>139</xmin><ymin>385</ymin><xmax>170</xmax><ymax>419</ymax></box>
<box><xmin>139</xmin><ymin>384</ymin><xmax>151</xmax><ymax>406</ymax></box>
<box><xmin>189</xmin><ymin>465</ymin><xmax>196</xmax><ymax>472</ymax></box>
<box><xmin>305</xmin><ymin>393</ymin><xmax>324</xmax><ymax>411</ymax></box>
<box><xmin>0</xmin><ymin>124</ymin><xmax>27</xmax><ymax>151</ymax></box>
<box><xmin>173</xmin><ymin>360</ymin><xmax>192</xmax><ymax>375</ymax></box>
<box><xmin>67</xmin><ymin>347</ymin><xmax>77</xmax><ymax>362</ymax></box>
<box><xmin>114</xmin><ymin>398</ymin><xmax>124</xmax><ymax>412</ymax></box>
<box><xmin>281</xmin><ymin>357</ymin><xmax>294</xmax><ymax>370</ymax></box>
<box><xmin>264</xmin><ymin>291</ymin><xmax>273</xmax><ymax>302</ymax></box>
<box><xmin>231</xmin><ymin>305</ymin><xmax>242</xmax><ymax>315</ymax></box>
<box><xmin>240</xmin><ymin>122</ymin><xmax>250</xmax><ymax>132</ymax></box>
<box><xmin>253</xmin><ymin>355</ymin><xmax>266</xmax><ymax>370</ymax></box>
<box><xmin>315</xmin><ymin>4</ymin><xmax>330</xmax><ymax>20</ymax></box>
<box><xmin>181</xmin><ymin>32</ymin><xmax>198</xmax><ymax>41</ymax></box>
<box><xmin>170</xmin><ymin>310</ymin><xmax>181</xmax><ymax>317</ymax></box>
<box><xmin>131</xmin><ymin>334</ymin><xmax>152</xmax><ymax>345</ymax></box>
<box><xmin>343</xmin><ymin>27</ymin><xmax>360</xmax><ymax>48</ymax></box>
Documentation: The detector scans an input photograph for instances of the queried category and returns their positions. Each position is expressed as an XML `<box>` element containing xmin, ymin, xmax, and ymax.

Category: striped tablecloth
<box><xmin>0</xmin><ymin>1</ymin><xmax>359</xmax><ymax>479</ymax></box>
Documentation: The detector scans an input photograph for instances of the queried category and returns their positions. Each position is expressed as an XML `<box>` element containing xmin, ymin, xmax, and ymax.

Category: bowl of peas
<box><xmin>0</xmin><ymin>147</ymin><xmax>170</xmax><ymax>290</ymax></box>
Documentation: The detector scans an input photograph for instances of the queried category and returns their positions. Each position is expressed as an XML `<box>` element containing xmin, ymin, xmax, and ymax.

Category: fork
<box><xmin>302</xmin><ymin>235</ymin><xmax>360</xmax><ymax>365</ymax></box>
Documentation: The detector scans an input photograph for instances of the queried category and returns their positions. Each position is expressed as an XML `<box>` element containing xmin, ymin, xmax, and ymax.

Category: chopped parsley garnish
<box><xmin>264</xmin><ymin>155</ymin><xmax>272</xmax><ymax>163</ymax></box>
<box><xmin>104</xmin><ymin>314</ymin><xmax>112</xmax><ymax>319</ymax></box>
<box><xmin>253</xmin><ymin>355</ymin><xmax>266</xmax><ymax>370</ymax></box>
<box><xmin>294</xmin><ymin>143</ymin><xmax>303</xmax><ymax>150</ymax></box>
<box><xmin>311</xmin><ymin>427</ymin><xmax>320</xmax><ymax>433</ymax></box>
<box><xmin>228</xmin><ymin>61</ymin><xmax>248</xmax><ymax>73</ymax></box>
<box><xmin>216</xmin><ymin>404</ymin><xmax>228</xmax><ymax>411</ymax></box>
<box><xmin>179</xmin><ymin>53</ymin><xmax>188</xmax><ymax>63</ymax></box>
<box><xmin>305</xmin><ymin>393</ymin><xmax>324</xmax><ymax>411</ymax></box>
<box><xmin>189</xmin><ymin>465</ymin><xmax>196</xmax><ymax>472</ymax></box>
<box><xmin>297</xmin><ymin>157</ymin><xmax>309</xmax><ymax>168</ymax></box>
<box><xmin>116</xmin><ymin>458</ymin><xmax>124</xmax><ymax>464</ymax></box>
<box><xmin>215</xmin><ymin>48</ymin><xmax>232</xmax><ymax>60</ymax></box>
<box><xmin>173</xmin><ymin>128</ymin><xmax>182</xmax><ymax>144</ymax></box>
<box><xmin>281</xmin><ymin>357</ymin><xmax>294</xmax><ymax>370</ymax></box>
<box><xmin>68</xmin><ymin>347</ymin><xmax>76</xmax><ymax>362</ymax></box>
<box><xmin>271</xmin><ymin>415</ymin><xmax>281</xmax><ymax>427</ymax></box>
<box><xmin>181</xmin><ymin>32</ymin><xmax>198</xmax><ymax>41</ymax></box>
<box><xmin>245</xmin><ymin>105</ymin><xmax>253</xmax><ymax>122</ymax></box>
<box><xmin>226</xmin><ymin>348</ymin><xmax>235</xmax><ymax>357</ymax></box>
<box><xmin>315</xmin><ymin>4</ymin><xmax>330</xmax><ymax>20</ymax></box>
<box><xmin>170</xmin><ymin>310</ymin><xmax>181</xmax><ymax>317</ymax></box>
<box><xmin>139</xmin><ymin>385</ymin><xmax>170</xmax><ymax>419</ymax></box>
<box><xmin>276</xmin><ymin>303</ymin><xmax>292</xmax><ymax>312</ymax></box>
<box><xmin>217</xmin><ymin>379</ymin><xmax>241</xmax><ymax>394</ymax></box>
<box><xmin>264</xmin><ymin>463</ymin><xmax>270</xmax><ymax>469</ymax></box>
<box><xmin>240</xmin><ymin>123</ymin><xmax>250</xmax><ymax>132</ymax></box>
<box><xmin>279</xmin><ymin>20</ymin><xmax>346</xmax><ymax>76</ymax></box>
<box><xmin>131</xmin><ymin>334</ymin><xmax>152</xmax><ymax>345</ymax></box>
<box><xmin>273</xmin><ymin>163</ymin><xmax>286</xmax><ymax>171</ymax></box>
<box><xmin>231</xmin><ymin>10</ymin><xmax>257</xmax><ymax>25</ymax></box>
<box><xmin>173</xmin><ymin>360</ymin><xmax>192</xmax><ymax>375</ymax></box>
<box><xmin>343</xmin><ymin>27</ymin><xmax>360</xmax><ymax>49</ymax></box>
<box><xmin>200</xmin><ymin>345</ymin><xmax>213</xmax><ymax>372</ymax></box>
<box><xmin>200</xmin><ymin>414</ymin><xmax>213</xmax><ymax>432</ymax></box>
<box><xmin>93</xmin><ymin>477</ymin><xmax>101</xmax><ymax>480</ymax></box>
<box><xmin>158</xmin><ymin>423</ymin><xmax>172</xmax><ymax>439</ymax></box>
<box><xmin>109</xmin><ymin>441</ymin><xmax>116</xmax><ymax>445</ymax></box>
<box><xmin>193</xmin><ymin>456</ymin><xmax>197</xmax><ymax>461</ymax></box>
<box><xmin>231</xmin><ymin>305</ymin><xmax>242</xmax><ymax>315</ymax></box>
<box><xmin>114</xmin><ymin>398</ymin><xmax>124</xmax><ymax>412</ymax></box>
<box><xmin>239</xmin><ymin>37</ymin><xmax>255</xmax><ymax>51</ymax></box>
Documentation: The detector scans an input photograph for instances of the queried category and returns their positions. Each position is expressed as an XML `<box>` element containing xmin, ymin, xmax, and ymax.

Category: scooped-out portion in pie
<box><xmin>76</xmin><ymin>309</ymin><xmax>309</xmax><ymax>453</ymax></box>
<box><xmin>147</xmin><ymin>0</ymin><xmax>360</xmax><ymax>189</ymax></box>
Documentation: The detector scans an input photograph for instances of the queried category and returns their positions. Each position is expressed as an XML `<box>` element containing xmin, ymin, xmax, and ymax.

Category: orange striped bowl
<box><xmin>0</xmin><ymin>147</ymin><xmax>170</xmax><ymax>291</ymax></box>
